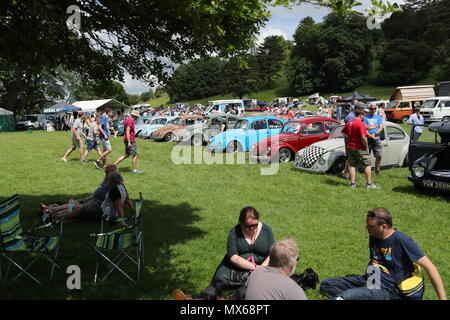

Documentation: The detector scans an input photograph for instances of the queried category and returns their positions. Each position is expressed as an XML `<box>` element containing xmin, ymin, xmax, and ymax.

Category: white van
<box><xmin>420</xmin><ymin>97</ymin><xmax>450</xmax><ymax>123</ymax></box>
<box><xmin>206</xmin><ymin>99</ymin><xmax>245</xmax><ymax>115</ymax></box>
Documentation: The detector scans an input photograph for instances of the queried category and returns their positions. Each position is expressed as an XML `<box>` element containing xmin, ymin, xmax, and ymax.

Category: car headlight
<box><xmin>318</xmin><ymin>156</ymin><xmax>326</xmax><ymax>165</ymax></box>
<box><xmin>412</xmin><ymin>164</ymin><xmax>425</xmax><ymax>178</ymax></box>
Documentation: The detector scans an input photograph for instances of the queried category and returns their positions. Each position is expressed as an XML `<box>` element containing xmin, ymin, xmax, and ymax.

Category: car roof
<box><xmin>286</xmin><ymin>117</ymin><xmax>339</xmax><ymax>123</ymax></box>
<box><xmin>242</xmin><ymin>115</ymin><xmax>283</xmax><ymax>121</ymax></box>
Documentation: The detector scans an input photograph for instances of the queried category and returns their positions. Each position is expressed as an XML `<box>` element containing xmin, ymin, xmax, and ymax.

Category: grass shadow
<box><xmin>392</xmin><ymin>186</ymin><xmax>450</xmax><ymax>203</ymax></box>
<box><xmin>0</xmin><ymin>194</ymin><xmax>205</xmax><ymax>300</ymax></box>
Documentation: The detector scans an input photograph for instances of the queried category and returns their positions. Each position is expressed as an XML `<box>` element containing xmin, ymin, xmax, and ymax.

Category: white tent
<box><xmin>73</xmin><ymin>99</ymin><xmax>130</xmax><ymax>115</ymax></box>
<box><xmin>0</xmin><ymin>107</ymin><xmax>13</xmax><ymax>115</ymax></box>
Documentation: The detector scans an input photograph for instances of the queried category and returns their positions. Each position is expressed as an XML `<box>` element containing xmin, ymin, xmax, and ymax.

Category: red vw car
<box><xmin>250</xmin><ymin>117</ymin><xmax>340</xmax><ymax>163</ymax></box>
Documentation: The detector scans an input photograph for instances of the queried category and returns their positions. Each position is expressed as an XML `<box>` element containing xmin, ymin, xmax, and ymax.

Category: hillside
<box><xmin>144</xmin><ymin>76</ymin><xmax>439</xmax><ymax>107</ymax></box>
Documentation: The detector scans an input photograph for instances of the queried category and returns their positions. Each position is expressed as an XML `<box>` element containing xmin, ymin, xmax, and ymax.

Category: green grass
<box><xmin>0</xmin><ymin>130</ymin><xmax>448</xmax><ymax>300</ymax></box>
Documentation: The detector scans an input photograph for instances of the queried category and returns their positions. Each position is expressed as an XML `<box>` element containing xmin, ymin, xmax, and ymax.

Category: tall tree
<box><xmin>257</xmin><ymin>35</ymin><xmax>288</xmax><ymax>89</ymax></box>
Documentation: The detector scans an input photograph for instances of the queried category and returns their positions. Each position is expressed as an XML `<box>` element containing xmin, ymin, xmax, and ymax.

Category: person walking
<box><xmin>244</xmin><ymin>238</ymin><xmax>307</xmax><ymax>300</ymax></box>
<box><xmin>61</xmin><ymin>112</ymin><xmax>86</xmax><ymax>163</ymax></box>
<box><xmin>364</xmin><ymin>103</ymin><xmax>384</xmax><ymax>175</ymax></box>
<box><xmin>320</xmin><ymin>207</ymin><xmax>447</xmax><ymax>300</ymax></box>
<box><xmin>114</xmin><ymin>110</ymin><xmax>142</xmax><ymax>174</ymax></box>
<box><xmin>407</xmin><ymin>107</ymin><xmax>424</xmax><ymax>141</ymax></box>
<box><xmin>82</xmin><ymin>116</ymin><xmax>103</xmax><ymax>163</ymax></box>
<box><xmin>341</xmin><ymin>108</ymin><xmax>379</xmax><ymax>189</ymax></box>
<box><xmin>95</xmin><ymin>108</ymin><xmax>113</xmax><ymax>169</ymax></box>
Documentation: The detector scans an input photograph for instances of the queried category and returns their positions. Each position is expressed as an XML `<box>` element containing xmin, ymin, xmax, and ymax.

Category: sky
<box><xmin>122</xmin><ymin>0</ymin><xmax>405</xmax><ymax>95</ymax></box>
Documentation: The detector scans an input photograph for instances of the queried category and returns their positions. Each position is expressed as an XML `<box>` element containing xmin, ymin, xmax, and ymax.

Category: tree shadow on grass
<box><xmin>0</xmin><ymin>194</ymin><xmax>205</xmax><ymax>300</ymax></box>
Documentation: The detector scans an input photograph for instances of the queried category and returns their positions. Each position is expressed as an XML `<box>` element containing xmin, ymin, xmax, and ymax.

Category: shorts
<box><xmin>71</xmin><ymin>135</ymin><xmax>83</xmax><ymax>149</ymax></box>
<box><xmin>347</xmin><ymin>148</ymin><xmax>371</xmax><ymax>168</ymax></box>
<box><xmin>125</xmin><ymin>141</ymin><xmax>138</xmax><ymax>156</ymax></box>
<box><xmin>78</xmin><ymin>198</ymin><xmax>103</xmax><ymax>221</ymax></box>
<box><xmin>368</xmin><ymin>138</ymin><xmax>382</xmax><ymax>158</ymax></box>
<box><xmin>86</xmin><ymin>139</ymin><xmax>98</xmax><ymax>151</ymax></box>
<box><xmin>101</xmin><ymin>139</ymin><xmax>112</xmax><ymax>151</ymax></box>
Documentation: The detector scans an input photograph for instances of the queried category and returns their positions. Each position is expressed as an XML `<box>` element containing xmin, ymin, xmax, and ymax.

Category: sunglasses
<box><xmin>367</xmin><ymin>211</ymin><xmax>391</xmax><ymax>225</ymax></box>
<box><xmin>243</xmin><ymin>223</ymin><xmax>258</xmax><ymax>229</ymax></box>
<box><xmin>369</xmin><ymin>108</ymin><xmax>377</xmax><ymax>110</ymax></box>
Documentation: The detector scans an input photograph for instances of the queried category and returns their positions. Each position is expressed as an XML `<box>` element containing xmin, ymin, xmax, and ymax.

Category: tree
<box><xmin>127</xmin><ymin>94</ymin><xmax>141</xmax><ymax>106</ymax></box>
<box><xmin>377</xmin><ymin>39</ymin><xmax>433</xmax><ymax>85</ymax></box>
<box><xmin>224</xmin><ymin>54</ymin><xmax>260</xmax><ymax>99</ymax></box>
<box><xmin>287</xmin><ymin>13</ymin><xmax>373</xmax><ymax>95</ymax></box>
<box><xmin>140</xmin><ymin>90</ymin><xmax>154</xmax><ymax>102</ymax></box>
<box><xmin>257</xmin><ymin>35</ymin><xmax>288</xmax><ymax>89</ymax></box>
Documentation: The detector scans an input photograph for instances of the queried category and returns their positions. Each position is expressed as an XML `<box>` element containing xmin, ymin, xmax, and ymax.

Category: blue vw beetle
<box><xmin>138</xmin><ymin>116</ymin><xmax>181</xmax><ymax>138</ymax></box>
<box><xmin>118</xmin><ymin>116</ymin><xmax>153</xmax><ymax>136</ymax></box>
<box><xmin>206</xmin><ymin>115</ymin><xmax>285</xmax><ymax>152</ymax></box>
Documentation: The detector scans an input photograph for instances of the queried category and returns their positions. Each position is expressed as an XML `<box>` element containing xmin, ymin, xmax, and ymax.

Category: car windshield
<box><xmin>152</xmin><ymin>118</ymin><xmax>167</xmax><ymax>125</ymax></box>
<box><xmin>19</xmin><ymin>116</ymin><xmax>37</xmax><ymax>122</ymax></box>
<box><xmin>387</xmin><ymin>101</ymin><xmax>398</xmax><ymax>109</ymax></box>
<box><xmin>329</xmin><ymin>125</ymin><xmax>344</xmax><ymax>139</ymax></box>
<box><xmin>421</xmin><ymin>100</ymin><xmax>439</xmax><ymax>109</ymax></box>
<box><xmin>281</xmin><ymin>121</ymin><xmax>301</xmax><ymax>134</ymax></box>
<box><xmin>234</xmin><ymin>120</ymin><xmax>248</xmax><ymax>129</ymax></box>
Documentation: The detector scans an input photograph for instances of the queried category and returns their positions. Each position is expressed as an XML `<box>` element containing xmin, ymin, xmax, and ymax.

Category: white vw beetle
<box><xmin>293</xmin><ymin>122</ymin><xmax>409</xmax><ymax>174</ymax></box>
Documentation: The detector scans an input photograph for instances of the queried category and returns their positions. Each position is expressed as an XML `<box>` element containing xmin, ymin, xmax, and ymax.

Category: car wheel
<box><xmin>413</xmin><ymin>182</ymin><xmax>424</xmax><ymax>191</ymax></box>
<box><xmin>442</xmin><ymin>116</ymin><xmax>450</xmax><ymax>122</ymax></box>
<box><xmin>402</xmin><ymin>115</ymin><xmax>409</xmax><ymax>123</ymax></box>
<box><xmin>164</xmin><ymin>132</ymin><xmax>174</xmax><ymax>142</ymax></box>
<box><xmin>331</xmin><ymin>157</ymin><xmax>346</xmax><ymax>175</ymax></box>
<box><xmin>277</xmin><ymin>147</ymin><xmax>293</xmax><ymax>163</ymax></box>
<box><xmin>192</xmin><ymin>134</ymin><xmax>203</xmax><ymax>146</ymax></box>
<box><xmin>226</xmin><ymin>140</ymin><xmax>243</xmax><ymax>153</ymax></box>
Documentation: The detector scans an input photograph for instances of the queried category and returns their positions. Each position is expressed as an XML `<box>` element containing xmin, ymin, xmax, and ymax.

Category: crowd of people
<box><xmin>172</xmin><ymin>206</ymin><xmax>446</xmax><ymax>300</ymax></box>
<box><xmin>60</xmin><ymin>108</ymin><xmax>143</xmax><ymax>174</ymax></box>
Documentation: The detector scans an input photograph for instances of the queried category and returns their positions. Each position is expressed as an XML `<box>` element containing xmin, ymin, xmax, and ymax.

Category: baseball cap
<box><xmin>131</xmin><ymin>110</ymin><xmax>140</xmax><ymax>117</ymax></box>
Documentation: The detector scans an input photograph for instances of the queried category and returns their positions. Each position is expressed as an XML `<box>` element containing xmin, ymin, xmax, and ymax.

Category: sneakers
<box><xmin>366</xmin><ymin>183</ymin><xmax>380</xmax><ymax>189</ymax></box>
<box><xmin>350</xmin><ymin>183</ymin><xmax>356</xmax><ymax>189</ymax></box>
<box><xmin>60</xmin><ymin>158</ymin><xmax>67</xmax><ymax>162</ymax></box>
<box><xmin>82</xmin><ymin>160</ymin><xmax>88</xmax><ymax>164</ymax></box>
<box><xmin>94</xmin><ymin>160</ymin><xmax>104</xmax><ymax>169</ymax></box>
<box><xmin>132</xmin><ymin>170</ymin><xmax>143</xmax><ymax>174</ymax></box>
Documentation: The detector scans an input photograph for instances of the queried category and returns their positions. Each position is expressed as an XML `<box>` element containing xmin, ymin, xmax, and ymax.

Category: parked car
<box><xmin>152</xmin><ymin>115</ymin><xmax>203</xmax><ymax>142</ymax></box>
<box><xmin>420</xmin><ymin>97</ymin><xmax>450</xmax><ymax>123</ymax></box>
<box><xmin>293</xmin><ymin>121</ymin><xmax>409</xmax><ymax>174</ymax></box>
<box><xmin>206</xmin><ymin>115</ymin><xmax>285</xmax><ymax>153</ymax></box>
<box><xmin>16</xmin><ymin>114</ymin><xmax>46</xmax><ymax>130</ymax></box>
<box><xmin>138</xmin><ymin>116</ymin><xmax>181</xmax><ymax>138</ymax></box>
<box><xmin>385</xmin><ymin>99</ymin><xmax>425</xmax><ymax>123</ymax></box>
<box><xmin>250</xmin><ymin>117</ymin><xmax>340</xmax><ymax>163</ymax></box>
<box><xmin>177</xmin><ymin>114</ymin><xmax>240</xmax><ymax>146</ymax></box>
<box><xmin>408</xmin><ymin>121</ymin><xmax>450</xmax><ymax>191</ymax></box>
<box><xmin>117</xmin><ymin>116</ymin><xmax>152</xmax><ymax>136</ymax></box>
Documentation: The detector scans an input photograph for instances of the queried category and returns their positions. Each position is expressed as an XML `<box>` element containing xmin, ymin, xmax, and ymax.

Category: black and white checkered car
<box><xmin>297</xmin><ymin>146</ymin><xmax>327</xmax><ymax>168</ymax></box>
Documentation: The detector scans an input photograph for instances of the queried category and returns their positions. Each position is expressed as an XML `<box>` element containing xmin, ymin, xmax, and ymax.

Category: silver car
<box><xmin>293</xmin><ymin>122</ymin><xmax>409</xmax><ymax>174</ymax></box>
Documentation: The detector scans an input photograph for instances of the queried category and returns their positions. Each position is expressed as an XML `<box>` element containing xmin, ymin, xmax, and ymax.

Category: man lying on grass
<box><xmin>40</xmin><ymin>164</ymin><xmax>117</xmax><ymax>223</ymax></box>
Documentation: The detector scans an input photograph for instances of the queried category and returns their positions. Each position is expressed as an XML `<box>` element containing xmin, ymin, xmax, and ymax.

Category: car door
<box><xmin>298</xmin><ymin>121</ymin><xmax>326</xmax><ymax>150</ymax></box>
<box><xmin>249</xmin><ymin>120</ymin><xmax>268</xmax><ymax>149</ymax></box>
<box><xmin>377</xmin><ymin>126</ymin><xmax>390</xmax><ymax>166</ymax></box>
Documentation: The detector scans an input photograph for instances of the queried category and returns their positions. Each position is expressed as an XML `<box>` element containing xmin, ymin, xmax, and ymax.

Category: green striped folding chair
<box><xmin>0</xmin><ymin>195</ymin><xmax>64</xmax><ymax>285</ymax></box>
<box><xmin>90</xmin><ymin>193</ymin><xmax>144</xmax><ymax>283</ymax></box>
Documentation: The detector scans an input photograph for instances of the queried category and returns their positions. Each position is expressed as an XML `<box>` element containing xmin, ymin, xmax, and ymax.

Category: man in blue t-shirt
<box><xmin>95</xmin><ymin>108</ymin><xmax>114</xmax><ymax>169</ymax></box>
<box><xmin>364</xmin><ymin>103</ymin><xmax>384</xmax><ymax>175</ymax></box>
<box><xmin>320</xmin><ymin>207</ymin><xmax>447</xmax><ymax>300</ymax></box>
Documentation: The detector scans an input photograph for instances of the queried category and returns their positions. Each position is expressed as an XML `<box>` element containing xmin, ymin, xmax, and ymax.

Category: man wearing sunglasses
<box><xmin>364</xmin><ymin>103</ymin><xmax>384</xmax><ymax>175</ymax></box>
<box><xmin>320</xmin><ymin>208</ymin><xmax>447</xmax><ymax>300</ymax></box>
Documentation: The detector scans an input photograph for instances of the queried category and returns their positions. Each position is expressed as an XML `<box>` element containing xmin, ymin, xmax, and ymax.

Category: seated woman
<box><xmin>174</xmin><ymin>206</ymin><xmax>274</xmax><ymax>300</ymax></box>
<box><xmin>100</xmin><ymin>172</ymin><xmax>134</xmax><ymax>226</ymax></box>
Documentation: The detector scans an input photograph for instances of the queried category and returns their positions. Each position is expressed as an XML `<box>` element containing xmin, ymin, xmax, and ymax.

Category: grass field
<box><xmin>0</xmin><ymin>127</ymin><xmax>448</xmax><ymax>300</ymax></box>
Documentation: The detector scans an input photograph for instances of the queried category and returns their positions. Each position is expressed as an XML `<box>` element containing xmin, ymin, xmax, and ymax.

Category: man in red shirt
<box><xmin>341</xmin><ymin>109</ymin><xmax>378</xmax><ymax>189</ymax></box>
<box><xmin>114</xmin><ymin>110</ymin><xmax>143</xmax><ymax>174</ymax></box>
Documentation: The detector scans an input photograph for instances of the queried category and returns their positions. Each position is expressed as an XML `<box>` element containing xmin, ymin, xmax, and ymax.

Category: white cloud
<box><xmin>257</xmin><ymin>27</ymin><xmax>288</xmax><ymax>44</ymax></box>
<box><xmin>121</xmin><ymin>72</ymin><xmax>151</xmax><ymax>95</ymax></box>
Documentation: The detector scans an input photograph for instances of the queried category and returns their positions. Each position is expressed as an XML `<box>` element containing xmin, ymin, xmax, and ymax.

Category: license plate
<box><xmin>422</xmin><ymin>180</ymin><xmax>450</xmax><ymax>191</ymax></box>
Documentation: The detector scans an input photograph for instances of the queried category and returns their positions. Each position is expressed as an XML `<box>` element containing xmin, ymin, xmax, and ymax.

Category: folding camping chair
<box><xmin>90</xmin><ymin>193</ymin><xmax>144</xmax><ymax>283</ymax></box>
<box><xmin>0</xmin><ymin>195</ymin><xmax>64</xmax><ymax>285</ymax></box>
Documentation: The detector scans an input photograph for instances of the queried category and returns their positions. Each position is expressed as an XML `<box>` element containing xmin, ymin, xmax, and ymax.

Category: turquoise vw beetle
<box><xmin>206</xmin><ymin>115</ymin><xmax>285</xmax><ymax>152</ymax></box>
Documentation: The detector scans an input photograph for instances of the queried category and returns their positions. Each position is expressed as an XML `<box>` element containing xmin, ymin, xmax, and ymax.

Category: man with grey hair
<box><xmin>244</xmin><ymin>238</ymin><xmax>307</xmax><ymax>300</ymax></box>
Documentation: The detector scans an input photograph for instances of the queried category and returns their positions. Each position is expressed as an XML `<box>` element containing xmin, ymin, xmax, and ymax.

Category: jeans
<box><xmin>320</xmin><ymin>276</ymin><xmax>401</xmax><ymax>300</ymax></box>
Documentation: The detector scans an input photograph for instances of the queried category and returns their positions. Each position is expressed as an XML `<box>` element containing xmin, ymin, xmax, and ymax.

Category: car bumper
<box><xmin>205</xmin><ymin>146</ymin><xmax>224</xmax><ymax>153</ymax></box>
<box><xmin>408</xmin><ymin>175</ymin><xmax>450</xmax><ymax>191</ymax></box>
<box><xmin>249</xmin><ymin>154</ymin><xmax>271</xmax><ymax>163</ymax></box>
<box><xmin>292</xmin><ymin>165</ymin><xmax>326</xmax><ymax>174</ymax></box>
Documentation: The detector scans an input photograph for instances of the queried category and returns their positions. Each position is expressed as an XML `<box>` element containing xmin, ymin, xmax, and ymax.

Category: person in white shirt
<box><xmin>407</xmin><ymin>107</ymin><xmax>424</xmax><ymax>141</ymax></box>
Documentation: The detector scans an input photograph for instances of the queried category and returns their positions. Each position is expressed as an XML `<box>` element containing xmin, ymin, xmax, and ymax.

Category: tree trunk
<box><xmin>5</xmin><ymin>81</ymin><xmax>18</xmax><ymax>115</ymax></box>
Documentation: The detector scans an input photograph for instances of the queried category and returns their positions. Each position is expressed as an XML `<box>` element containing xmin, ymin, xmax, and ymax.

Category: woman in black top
<box><xmin>174</xmin><ymin>206</ymin><xmax>274</xmax><ymax>300</ymax></box>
